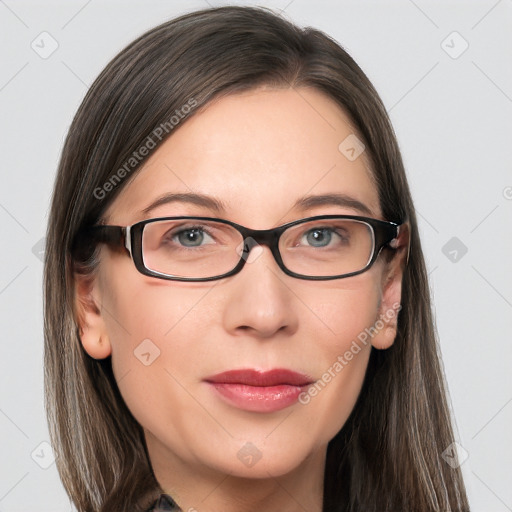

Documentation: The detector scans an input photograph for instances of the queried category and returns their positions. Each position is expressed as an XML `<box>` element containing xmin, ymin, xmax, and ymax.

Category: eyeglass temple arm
<box><xmin>388</xmin><ymin>222</ymin><xmax>411</xmax><ymax>265</ymax></box>
<box><xmin>75</xmin><ymin>225</ymin><xmax>129</xmax><ymax>256</ymax></box>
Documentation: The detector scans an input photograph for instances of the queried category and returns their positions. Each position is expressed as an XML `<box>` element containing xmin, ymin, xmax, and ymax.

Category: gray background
<box><xmin>1</xmin><ymin>1</ymin><xmax>511</xmax><ymax>510</ymax></box>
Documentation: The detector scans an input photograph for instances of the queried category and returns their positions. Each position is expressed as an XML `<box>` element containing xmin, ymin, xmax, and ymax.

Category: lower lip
<box><xmin>207</xmin><ymin>382</ymin><xmax>308</xmax><ymax>413</ymax></box>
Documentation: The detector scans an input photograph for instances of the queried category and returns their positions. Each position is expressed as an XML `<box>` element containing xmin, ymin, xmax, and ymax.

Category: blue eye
<box><xmin>306</xmin><ymin>228</ymin><xmax>332</xmax><ymax>247</ymax></box>
<box><xmin>176</xmin><ymin>228</ymin><xmax>206</xmax><ymax>247</ymax></box>
<box><xmin>301</xmin><ymin>227</ymin><xmax>349</xmax><ymax>248</ymax></box>
<box><xmin>165</xmin><ymin>225</ymin><xmax>216</xmax><ymax>249</ymax></box>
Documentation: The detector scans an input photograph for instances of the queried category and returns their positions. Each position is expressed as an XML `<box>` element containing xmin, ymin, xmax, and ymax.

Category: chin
<box><xmin>201</xmin><ymin>438</ymin><xmax>319</xmax><ymax>480</ymax></box>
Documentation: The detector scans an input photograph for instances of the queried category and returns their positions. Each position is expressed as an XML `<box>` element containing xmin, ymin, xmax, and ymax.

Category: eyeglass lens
<box><xmin>141</xmin><ymin>218</ymin><xmax>375</xmax><ymax>279</ymax></box>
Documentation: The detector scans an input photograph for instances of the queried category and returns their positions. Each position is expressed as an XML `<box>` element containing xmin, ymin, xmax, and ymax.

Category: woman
<box><xmin>43</xmin><ymin>5</ymin><xmax>470</xmax><ymax>511</ymax></box>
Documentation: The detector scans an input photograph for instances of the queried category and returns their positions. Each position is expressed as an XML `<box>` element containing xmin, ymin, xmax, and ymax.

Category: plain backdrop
<box><xmin>0</xmin><ymin>1</ymin><xmax>511</xmax><ymax>511</ymax></box>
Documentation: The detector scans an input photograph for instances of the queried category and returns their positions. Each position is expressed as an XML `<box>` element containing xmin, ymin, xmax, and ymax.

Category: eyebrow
<box><xmin>141</xmin><ymin>192</ymin><xmax>373</xmax><ymax>216</ymax></box>
<box><xmin>141</xmin><ymin>192</ymin><xmax>227</xmax><ymax>215</ymax></box>
<box><xmin>293</xmin><ymin>193</ymin><xmax>373</xmax><ymax>216</ymax></box>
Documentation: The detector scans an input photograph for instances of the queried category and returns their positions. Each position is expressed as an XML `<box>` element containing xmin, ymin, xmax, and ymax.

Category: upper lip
<box><xmin>204</xmin><ymin>369</ymin><xmax>315</xmax><ymax>387</ymax></box>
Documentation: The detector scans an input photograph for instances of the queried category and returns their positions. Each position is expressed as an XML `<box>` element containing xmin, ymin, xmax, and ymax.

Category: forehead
<box><xmin>104</xmin><ymin>87</ymin><xmax>380</xmax><ymax>226</ymax></box>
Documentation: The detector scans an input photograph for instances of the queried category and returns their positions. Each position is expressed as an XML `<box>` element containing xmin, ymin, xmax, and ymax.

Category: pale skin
<box><xmin>75</xmin><ymin>87</ymin><xmax>408</xmax><ymax>512</ymax></box>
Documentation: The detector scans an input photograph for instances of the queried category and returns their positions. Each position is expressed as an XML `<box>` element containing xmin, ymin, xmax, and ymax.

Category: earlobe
<box><xmin>80</xmin><ymin>329</ymin><xmax>112</xmax><ymax>360</ymax></box>
<box><xmin>74</xmin><ymin>273</ymin><xmax>112</xmax><ymax>360</ymax></box>
<box><xmin>371</xmin><ymin>321</ymin><xmax>398</xmax><ymax>350</ymax></box>
<box><xmin>370</xmin><ymin>295</ymin><xmax>402</xmax><ymax>350</ymax></box>
<box><xmin>370</xmin><ymin>294</ymin><xmax>400</xmax><ymax>350</ymax></box>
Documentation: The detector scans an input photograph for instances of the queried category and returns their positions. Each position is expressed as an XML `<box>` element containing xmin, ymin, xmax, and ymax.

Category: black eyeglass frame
<box><xmin>73</xmin><ymin>214</ymin><xmax>408</xmax><ymax>282</ymax></box>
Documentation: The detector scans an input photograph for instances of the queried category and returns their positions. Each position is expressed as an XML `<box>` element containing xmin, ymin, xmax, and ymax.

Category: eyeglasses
<box><xmin>73</xmin><ymin>215</ymin><xmax>408</xmax><ymax>281</ymax></box>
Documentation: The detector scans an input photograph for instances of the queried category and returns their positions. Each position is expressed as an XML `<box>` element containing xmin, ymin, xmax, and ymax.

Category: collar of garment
<box><xmin>147</xmin><ymin>493</ymin><xmax>181</xmax><ymax>511</ymax></box>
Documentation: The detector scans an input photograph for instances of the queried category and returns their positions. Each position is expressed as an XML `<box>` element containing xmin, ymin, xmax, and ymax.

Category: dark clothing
<box><xmin>147</xmin><ymin>494</ymin><xmax>181</xmax><ymax>511</ymax></box>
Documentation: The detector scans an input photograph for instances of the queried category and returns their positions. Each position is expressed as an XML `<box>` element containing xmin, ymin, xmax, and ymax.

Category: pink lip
<box><xmin>204</xmin><ymin>369</ymin><xmax>315</xmax><ymax>413</ymax></box>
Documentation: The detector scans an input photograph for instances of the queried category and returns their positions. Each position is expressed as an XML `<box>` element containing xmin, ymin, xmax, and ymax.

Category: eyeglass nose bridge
<box><xmin>234</xmin><ymin>224</ymin><xmax>287</xmax><ymax>271</ymax></box>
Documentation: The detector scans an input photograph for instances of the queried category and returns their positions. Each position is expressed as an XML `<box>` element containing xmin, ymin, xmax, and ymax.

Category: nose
<box><xmin>222</xmin><ymin>244</ymin><xmax>299</xmax><ymax>339</ymax></box>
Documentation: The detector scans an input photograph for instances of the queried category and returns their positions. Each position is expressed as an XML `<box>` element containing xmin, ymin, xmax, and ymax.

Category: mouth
<box><xmin>204</xmin><ymin>369</ymin><xmax>315</xmax><ymax>413</ymax></box>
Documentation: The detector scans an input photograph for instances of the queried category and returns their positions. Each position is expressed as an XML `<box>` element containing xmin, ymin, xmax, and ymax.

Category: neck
<box><xmin>146</xmin><ymin>433</ymin><xmax>326</xmax><ymax>512</ymax></box>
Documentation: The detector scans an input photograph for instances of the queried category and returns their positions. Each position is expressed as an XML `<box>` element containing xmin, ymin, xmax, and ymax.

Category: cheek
<box><xmin>99</xmin><ymin>248</ymin><xmax>210</xmax><ymax>356</ymax></box>
<box><xmin>304</xmin><ymin>272</ymin><xmax>382</xmax><ymax>353</ymax></box>
<box><xmin>293</xmin><ymin>275</ymin><xmax>381</xmax><ymax>443</ymax></box>
<box><xmin>97</xmin><ymin>263</ymin><xmax>216</xmax><ymax>428</ymax></box>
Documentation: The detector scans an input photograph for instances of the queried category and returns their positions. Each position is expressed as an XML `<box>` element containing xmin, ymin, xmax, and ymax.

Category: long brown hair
<box><xmin>44</xmin><ymin>6</ymin><xmax>470</xmax><ymax>511</ymax></box>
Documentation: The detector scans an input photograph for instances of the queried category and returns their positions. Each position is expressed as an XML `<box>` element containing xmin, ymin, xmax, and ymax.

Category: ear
<box><xmin>74</xmin><ymin>272</ymin><xmax>112</xmax><ymax>359</ymax></box>
<box><xmin>370</xmin><ymin>222</ymin><xmax>410</xmax><ymax>350</ymax></box>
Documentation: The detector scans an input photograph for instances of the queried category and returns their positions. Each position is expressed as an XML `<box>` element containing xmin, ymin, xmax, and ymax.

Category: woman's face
<box><xmin>77</xmin><ymin>87</ymin><xmax>404</xmax><ymax>489</ymax></box>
